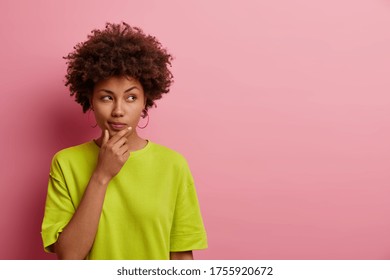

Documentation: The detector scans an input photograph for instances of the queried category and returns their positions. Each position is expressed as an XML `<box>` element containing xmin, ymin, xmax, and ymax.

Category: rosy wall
<box><xmin>1</xmin><ymin>0</ymin><xmax>389</xmax><ymax>259</ymax></box>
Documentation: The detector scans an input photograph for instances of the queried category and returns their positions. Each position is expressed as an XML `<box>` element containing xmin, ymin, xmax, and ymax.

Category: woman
<box><xmin>41</xmin><ymin>22</ymin><xmax>207</xmax><ymax>260</ymax></box>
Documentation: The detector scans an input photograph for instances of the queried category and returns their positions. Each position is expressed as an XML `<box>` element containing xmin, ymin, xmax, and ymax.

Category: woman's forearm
<box><xmin>54</xmin><ymin>171</ymin><xmax>111</xmax><ymax>259</ymax></box>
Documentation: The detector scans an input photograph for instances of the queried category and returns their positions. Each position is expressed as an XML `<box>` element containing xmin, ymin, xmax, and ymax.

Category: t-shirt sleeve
<box><xmin>170</xmin><ymin>161</ymin><xmax>208</xmax><ymax>252</ymax></box>
<box><xmin>41</xmin><ymin>155</ymin><xmax>75</xmax><ymax>253</ymax></box>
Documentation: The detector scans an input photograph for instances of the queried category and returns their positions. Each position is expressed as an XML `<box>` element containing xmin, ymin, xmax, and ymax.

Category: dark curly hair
<box><xmin>64</xmin><ymin>22</ymin><xmax>174</xmax><ymax>113</ymax></box>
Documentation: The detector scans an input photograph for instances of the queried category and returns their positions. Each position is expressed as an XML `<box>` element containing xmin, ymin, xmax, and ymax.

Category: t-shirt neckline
<box><xmin>91</xmin><ymin>139</ymin><xmax>152</xmax><ymax>158</ymax></box>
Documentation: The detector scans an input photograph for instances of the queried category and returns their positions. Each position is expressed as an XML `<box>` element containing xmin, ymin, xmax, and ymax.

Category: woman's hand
<box><xmin>95</xmin><ymin>127</ymin><xmax>132</xmax><ymax>182</ymax></box>
<box><xmin>170</xmin><ymin>251</ymin><xmax>193</xmax><ymax>260</ymax></box>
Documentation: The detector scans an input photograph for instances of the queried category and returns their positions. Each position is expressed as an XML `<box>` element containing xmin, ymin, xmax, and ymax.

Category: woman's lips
<box><xmin>108</xmin><ymin>122</ymin><xmax>127</xmax><ymax>131</ymax></box>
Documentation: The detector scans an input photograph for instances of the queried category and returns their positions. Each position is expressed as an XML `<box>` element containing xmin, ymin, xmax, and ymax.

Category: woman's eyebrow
<box><xmin>98</xmin><ymin>86</ymin><xmax>139</xmax><ymax>94</ymax></box>
<box><xmin>124</xmin><ymin>86</ymin><xmax>139</xmax><ymax>93</ymax></box>
<box><xmin>98</xmin><ymin>89</ymin><xmax>114</xmax><ymax>94</ymax></box>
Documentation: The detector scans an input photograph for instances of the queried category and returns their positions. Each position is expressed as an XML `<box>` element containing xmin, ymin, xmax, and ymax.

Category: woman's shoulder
<box><xmin>148</xmin><ymin>141</ymin><xmax>188</xmax><ymax>164</ymax></box>
<box><xmin>52</xmin><ymin>141</ymin><xmax>97</xmax><ymax>162</ymax></box>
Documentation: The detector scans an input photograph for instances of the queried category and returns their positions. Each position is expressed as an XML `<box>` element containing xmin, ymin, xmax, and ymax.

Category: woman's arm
<box><xmin>170</xmin><ymin>251</ymin><xmax>193</xmax><ymax>260</ymax></box>
<box><xmin>54</xmin><ymin>128</ymin><xmax>132</xmax><ymax>259</ymax></box>
<box><xmin>54</xmin><ymin>172</ymin><xmax>109</xmax><ymax>259</ymax></box>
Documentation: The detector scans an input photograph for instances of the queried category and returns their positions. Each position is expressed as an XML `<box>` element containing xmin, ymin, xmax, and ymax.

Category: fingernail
<box><xmin>128</xmin><ymin>127</ymin><xmax>132</xmax><ymax>130</ymax></box>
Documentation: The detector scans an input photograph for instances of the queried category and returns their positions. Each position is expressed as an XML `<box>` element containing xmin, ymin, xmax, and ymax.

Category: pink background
<box><xmin>1</xmin><ymin>0</ymin><xmax>389</xmax><ymax>259</ymax></box>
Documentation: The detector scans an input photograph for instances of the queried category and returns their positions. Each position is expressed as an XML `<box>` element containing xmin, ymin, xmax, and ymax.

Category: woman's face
<box><xmin>91</xmin><ymin>76</ymin><xmax>146</xmax><ymax>137</ymax></box>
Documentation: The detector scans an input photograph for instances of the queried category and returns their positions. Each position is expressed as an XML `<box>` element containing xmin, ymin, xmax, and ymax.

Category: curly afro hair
<box><xmin>64</xmin><ymin>22</ymin><xmax>174</xmax><ymax>113</ymax></box>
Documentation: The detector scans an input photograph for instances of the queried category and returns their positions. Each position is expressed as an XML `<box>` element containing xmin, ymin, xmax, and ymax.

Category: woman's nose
<box><xmin>112</xmin><ymin>101</ymin><xmax>124</xmax><ymax>117</ymax></box>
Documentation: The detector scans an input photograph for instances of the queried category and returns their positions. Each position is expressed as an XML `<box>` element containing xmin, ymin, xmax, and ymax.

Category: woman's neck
<box><xmin>94</xmin><ymin>130</ymin><xmax>148</xmax><ymax>152</ymax></box>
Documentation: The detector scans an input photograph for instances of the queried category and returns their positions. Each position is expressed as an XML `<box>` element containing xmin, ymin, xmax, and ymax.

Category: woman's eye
<box><xmin>127</xmin><ymin>96</ymin><xmax>136</xmax><ymax>102</ymax></box>
<box><xmin>101</xmin><ymin>96</ymin><xmax>112</xmax><ymax>101</ymax></box>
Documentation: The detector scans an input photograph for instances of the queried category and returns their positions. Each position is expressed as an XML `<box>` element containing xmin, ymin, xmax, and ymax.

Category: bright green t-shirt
<box><xmin>41</xmin><ymin>140</ymin><xmax>207</xmax><ymax>260</ymax></box>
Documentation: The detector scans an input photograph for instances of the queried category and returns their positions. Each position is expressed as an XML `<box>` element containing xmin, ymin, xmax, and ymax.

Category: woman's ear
<box><xmin>90</xmin><ymin>97</ymin><xmax>94</xmax><ymax>111</ymax></box>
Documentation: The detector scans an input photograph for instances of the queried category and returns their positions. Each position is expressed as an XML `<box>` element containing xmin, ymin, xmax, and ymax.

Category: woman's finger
<box><xmin>102</xmin><ymin>130</ymin><xmax>109</xmax><ymax>146</ymax></box>
<box><xmin>110</xmin><ymin>127</ymin><xmax>132</xmax><ymax>145</ymax></box>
